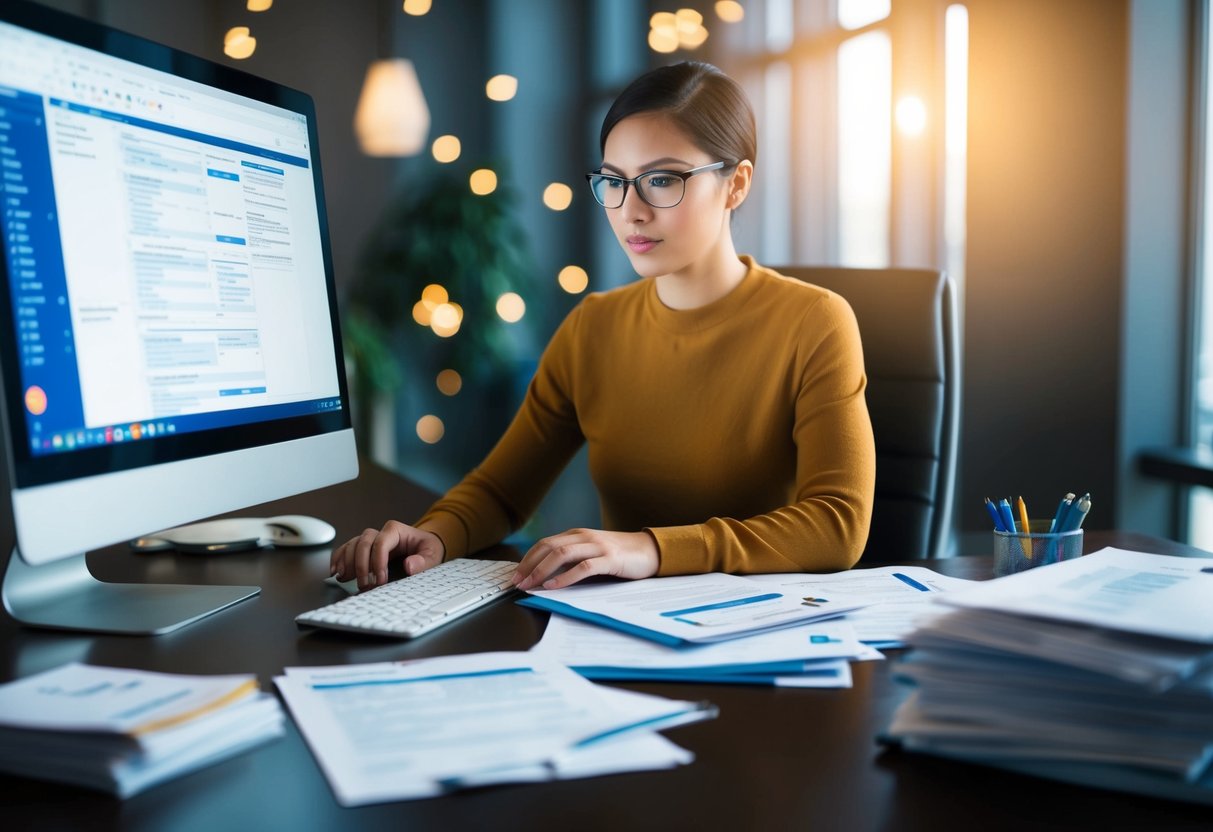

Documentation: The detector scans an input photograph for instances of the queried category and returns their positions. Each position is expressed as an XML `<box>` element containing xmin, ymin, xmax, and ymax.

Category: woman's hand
<box><xmin>511</xmin><ymin>529</ymin><xmax>659</xmax><ymax>590</ymax></box>
<box><xmin>330</xmin><ymin>521</ymin><xmax>445</xmax><ymax>589</ymax></box>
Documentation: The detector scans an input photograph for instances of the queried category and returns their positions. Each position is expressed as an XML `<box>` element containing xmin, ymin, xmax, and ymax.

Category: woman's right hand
<box><xmin>330</xmin><ymin>521</ymin><xmax>445</xmax><ymax>590</ymax></box>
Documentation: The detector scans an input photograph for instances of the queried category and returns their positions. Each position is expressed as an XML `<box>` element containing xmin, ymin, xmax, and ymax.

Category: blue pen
<box><xmin>1062</xmin><ymin>493</ymin><xmax>1092</xmax><ymax>531</ymax></box>
<box><xmin>998</xmin><ymin>498</ymin><xmax>1017</xmax><ymax>533</ymax></box>
<box><xmin>984</xmin><ymin>497</ymin><xmax>1007</xmax><ymax>531</ymax></box>
<box><xmin>1049</xmin><ymin>492</ymin><xmax>1075</xmax><ymax>533</ymax></box>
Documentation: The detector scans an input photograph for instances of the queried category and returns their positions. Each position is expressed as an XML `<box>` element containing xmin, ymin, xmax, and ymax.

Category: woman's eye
<box><xmin>603</xmin><ymin>178</ymin><xmax>624</xmax><ymax>189</ymax></box>
<box><xmin>646</xmin><ymin>175</ymin><xmax>674</xmax><ymax>188</ymax></box>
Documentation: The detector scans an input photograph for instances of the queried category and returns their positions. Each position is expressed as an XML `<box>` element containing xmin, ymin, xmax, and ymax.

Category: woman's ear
<box><xmin>727</xmin><ymin>160</ymin><xmax>754</xmax><ymax>209</ymax></box>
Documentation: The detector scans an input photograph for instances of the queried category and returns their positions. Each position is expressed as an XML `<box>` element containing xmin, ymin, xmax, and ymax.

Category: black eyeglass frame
<box><xmin>584</xmin><ymin>161</ymin><xmax>734</xmax><ymax>209</ymax></box>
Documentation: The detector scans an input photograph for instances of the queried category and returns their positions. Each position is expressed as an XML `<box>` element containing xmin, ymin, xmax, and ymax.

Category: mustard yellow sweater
<box><xmin>416</xmin><ymin>256</ymin><xmax>875</xmax><ymax>574</ymax></box>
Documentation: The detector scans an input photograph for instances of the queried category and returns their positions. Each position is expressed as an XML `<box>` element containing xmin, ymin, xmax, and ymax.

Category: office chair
<box><xmin>774</xmin><ymin>266</ymin><xmax>960</xmax><ymax>561</ymax></box>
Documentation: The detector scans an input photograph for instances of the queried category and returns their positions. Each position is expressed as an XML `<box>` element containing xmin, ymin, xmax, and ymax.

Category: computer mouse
<box><xmin>265</xmin><ymin>515</ymin><xmax>337</xmax><ymax>547</ymax></box>
<box><xmin>323</xmin><ymin>573</ymin><xmax>360</xmax><ymax>595</ymax></box>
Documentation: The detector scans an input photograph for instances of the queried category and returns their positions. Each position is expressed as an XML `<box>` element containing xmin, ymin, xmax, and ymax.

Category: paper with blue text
<box><xmin>519</xmin><ymin>572</ymin><xmax>868</xmax><ymax>646</ymax></box>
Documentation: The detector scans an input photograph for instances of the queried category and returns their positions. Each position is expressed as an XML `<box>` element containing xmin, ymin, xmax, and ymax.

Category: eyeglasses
<box><xmin>584</xmin><ymin>161</ymin><xmax>730</xmax><ymax>209</ymax></box>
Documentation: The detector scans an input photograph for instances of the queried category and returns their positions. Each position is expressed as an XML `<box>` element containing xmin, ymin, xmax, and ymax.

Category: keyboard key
<box><xmin>296</xmin><ymin>558</ymin><xmax>518</xmax><ymax>639</ymax></box>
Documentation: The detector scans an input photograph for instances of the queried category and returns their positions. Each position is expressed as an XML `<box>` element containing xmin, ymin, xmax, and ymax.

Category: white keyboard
<box><xmin>296</xmin><ymin>558</ymin><xmax>519</xmax><ymax>639</ymax></box>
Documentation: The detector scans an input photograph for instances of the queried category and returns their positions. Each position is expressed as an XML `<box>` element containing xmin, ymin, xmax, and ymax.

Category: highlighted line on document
<box><xmin>661</xmin><ymin>593</ymin><xmax>784</xmax><ymax>627</ymax></box>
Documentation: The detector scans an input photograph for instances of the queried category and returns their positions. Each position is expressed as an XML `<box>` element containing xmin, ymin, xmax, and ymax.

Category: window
<box><xmin>1190</xmin><ymin>1</ymin><xmax>1213</xmax><ymax>547</ymax></box>
<box><xmin>716</xmin><ymin>0</ymin><xmax>967</xmax><ymax>284</ymax></box>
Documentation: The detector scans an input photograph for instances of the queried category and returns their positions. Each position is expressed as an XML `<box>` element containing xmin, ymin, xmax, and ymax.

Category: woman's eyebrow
<box><xmin>599</xmin><ymin>157</ymin><xmax>694</xmax><ymax>175</ymax></box>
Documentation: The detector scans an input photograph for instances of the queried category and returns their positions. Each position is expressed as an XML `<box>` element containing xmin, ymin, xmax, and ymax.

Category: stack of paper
<box><xmin>883</xmin><ymin>548</ymin><xmax>1213</xmax><ymax>806</ymax></box>
<box><xmin>0</xmin><ymin>662</ymin><xmax>284</xmax><ymax>797</ymax></box>
<box><xmin>275</xmin><ymin>652</ymin><xmax>716</xmax><ymax>806</ymax></box>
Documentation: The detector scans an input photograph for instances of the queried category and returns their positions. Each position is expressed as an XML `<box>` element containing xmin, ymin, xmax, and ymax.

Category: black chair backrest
<box><xmin>774</xmin><ymin>266</ymin><xmax>959</xmax><ymax>561</ymax></box>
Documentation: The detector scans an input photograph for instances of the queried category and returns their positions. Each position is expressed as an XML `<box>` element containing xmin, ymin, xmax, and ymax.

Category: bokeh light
<box><xmin>543</xmin><ymin>183</ymin><xmax>573</xmax><ymax>211</ymax></box>
<box><xmin>416</xmin><ymin>414</ymin><xmax>444</xmax><ymax>443</ymax></box>
<box><xmin>715</xmin><ymin>1</ymin><xmax>745</xmax><ymax>22</ymax></box>
<box><xmin>470</xmin><ymin>168</ymin><xmax>498</xmax><ymax>195</ymax></box>
<box><xmin>496</xmin><ymin>292</ymin><xmax>526</xmax><ymax>323</ymax></box>
<box><xmin>223</xmin><ymin>27</ymin><xmax>256</xmax><ymax>59</ymax></box>
<box><xmin>557</xmin><ymin>265</ymin><xmax>589</xmax><ymax>294</ymax></box>
<box><xmin>432</xmin><ymin>135</ymin><xmax>461</xmax><ymax>163</ymax></box>
<box><xmin>485</xmin><ymin>74</ymin><xmax>518</xmax><ymax>102</ymax></box>
<box><xmin>436</xmin><ymin>369</ymin><xmax>463</xmax><ymax>396</ymax></box>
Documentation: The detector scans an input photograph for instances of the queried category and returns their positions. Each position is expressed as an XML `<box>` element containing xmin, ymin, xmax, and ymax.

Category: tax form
<box><xmin>275</xmin><ymin>652</ymin><xmax>714</xmax><ymax>806</ymax></box>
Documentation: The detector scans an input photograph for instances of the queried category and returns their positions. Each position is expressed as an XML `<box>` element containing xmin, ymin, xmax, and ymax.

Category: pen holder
<box><xmin>993</xmin><ymin>520</ymin><xmax>1083</xmax><ymax>577</ymax></box>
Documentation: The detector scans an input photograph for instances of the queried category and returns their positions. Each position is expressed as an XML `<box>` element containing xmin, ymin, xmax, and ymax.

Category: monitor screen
<box><xmin>0</xmin><ymin>2</ymin><xmax>356</xmax><ymax>578</ymax></box>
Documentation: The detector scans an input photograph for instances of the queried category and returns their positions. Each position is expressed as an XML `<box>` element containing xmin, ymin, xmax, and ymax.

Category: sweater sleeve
<box><xmin>414</xmin><ymin>306</ymin><xmax>586</xmax><ymax>559</ymax></box>
<box><xmin>648</xmin><ymin>292</ymin><xmax>876</xmax><ymax>575</ymax></box>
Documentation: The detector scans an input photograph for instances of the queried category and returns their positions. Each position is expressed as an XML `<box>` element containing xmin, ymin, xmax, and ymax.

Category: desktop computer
<box><xmin>0</xmin><ymin>2</ymin><xmax>358</xmax><ymax>633</ymax></box>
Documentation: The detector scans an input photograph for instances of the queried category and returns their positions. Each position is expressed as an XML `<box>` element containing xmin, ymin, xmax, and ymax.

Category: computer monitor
<box><xmin>0</xmin><ymin>2</ymin><xmax>358</xmax><ymax>634</ymax></box>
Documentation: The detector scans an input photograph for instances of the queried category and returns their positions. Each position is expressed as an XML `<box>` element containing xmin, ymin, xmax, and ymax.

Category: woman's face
<box><xmin>600</xmin><ymin>113</ymin><xmax>734</xmax><ymax>280</ymax></box>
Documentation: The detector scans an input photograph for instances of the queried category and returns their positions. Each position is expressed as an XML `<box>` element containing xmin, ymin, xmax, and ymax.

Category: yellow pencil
<box><xmin>1017</xmin><ymin>496</ymin><xmax>1033</xmax><ymax>558</ymax></box>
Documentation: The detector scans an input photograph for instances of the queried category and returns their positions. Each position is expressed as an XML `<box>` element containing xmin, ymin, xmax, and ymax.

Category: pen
<box><xmin>1063</xmin><ymin>493</ymin><xmax>1092</xmax><ymax>532</ymax></box>
<box><xmin>984</xmin><ymin>497</ymin><xmax>1007</xmax><ymax>532</ymax></box>
<box><xmin>997</xmin><ymin>498</ymin><xmax>1017</xmax><ymax>534</ymax></box>
<box><xmin>1016</xmin><ymin>496</ymin><xmax>1033</xmax><ymax>558</ymax></box>
<box><xmin>1049</xmin><ymin>492</ymin><xmax>1075</xmax><ymax>533</ymax></box>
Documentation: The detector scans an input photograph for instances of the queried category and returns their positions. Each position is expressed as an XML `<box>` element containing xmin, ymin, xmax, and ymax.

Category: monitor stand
<box><xmin>2</xmin><ymin>547</ymin><xmax>259</xmax><ymax>635</ymax></box>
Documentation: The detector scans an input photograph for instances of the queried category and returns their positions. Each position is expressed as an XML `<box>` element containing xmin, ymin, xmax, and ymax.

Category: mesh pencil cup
<box><xmin>993</xmin><ymin>520</ymin><xmax>1083</xmax><ymax>577</ymax></box>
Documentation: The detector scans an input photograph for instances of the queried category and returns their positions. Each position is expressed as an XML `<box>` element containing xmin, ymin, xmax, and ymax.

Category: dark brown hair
<box><xmin>599</xmin><ymin>61</ymin><xmax>757</xmax><ymax>168</ymax></box>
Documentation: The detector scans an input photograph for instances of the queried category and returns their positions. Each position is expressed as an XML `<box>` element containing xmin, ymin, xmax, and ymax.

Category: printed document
<box><xmin>521</xmin><ymin>572</ymin><xmax>867</xmax><ymax>646</ymax></box>
<box><xmin>940</xmin><ymin>547</ymin><xmax>1213</xmax><ymax>642</ymax></box>
<box><xmin>747</xmin><ymin>565</ymin><xmax>976</xmax><ymax>645</ymax></box>
<box><xmin>275</xmin><ymin>652</ymin><xmax>714</xmax><ymax>806</ymax></box>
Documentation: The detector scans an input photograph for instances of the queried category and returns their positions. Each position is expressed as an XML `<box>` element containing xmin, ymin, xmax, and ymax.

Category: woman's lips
<box><xmin>626</xmin><ymin>235</ymin><xmax>660</xmax><ymax>254</ymax></box>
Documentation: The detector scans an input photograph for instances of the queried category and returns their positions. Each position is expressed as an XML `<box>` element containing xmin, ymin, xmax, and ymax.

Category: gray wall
<box><xmin>961</xmin><ymin>0</ymin><xmax>1127</xmax><ymax>533</ymax></box>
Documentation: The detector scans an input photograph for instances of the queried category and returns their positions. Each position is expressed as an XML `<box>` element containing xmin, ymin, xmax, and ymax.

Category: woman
<box><xmin>331</xmin><ymin>60</ymin><xmax>875</xmax><ymax>592</ymax></box>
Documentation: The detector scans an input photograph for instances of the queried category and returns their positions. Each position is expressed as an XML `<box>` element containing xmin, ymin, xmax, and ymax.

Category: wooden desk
<box><xmin>1</xmin><ymin>463</ymin><xmax>1211</xmax><ymax>831</ymax></box>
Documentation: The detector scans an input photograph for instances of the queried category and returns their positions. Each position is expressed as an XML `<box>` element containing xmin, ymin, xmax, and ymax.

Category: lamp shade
<box><xmin>354</xmin><ymin>59</ymin><xmax>430</xmax><ymax>157</ymax></box>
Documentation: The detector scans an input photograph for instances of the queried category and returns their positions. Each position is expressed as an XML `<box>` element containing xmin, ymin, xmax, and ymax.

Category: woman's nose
<box><xmin>620</xmin><ymin>184</ymin><xmax>653</xmax><ymax>223</ymax></box>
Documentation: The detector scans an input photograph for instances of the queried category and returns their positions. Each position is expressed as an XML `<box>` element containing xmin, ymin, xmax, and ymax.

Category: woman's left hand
<box><xmin>511</xmin><ymin>529</ymin><xmax>659</xmax><ymax>590</ymax></box>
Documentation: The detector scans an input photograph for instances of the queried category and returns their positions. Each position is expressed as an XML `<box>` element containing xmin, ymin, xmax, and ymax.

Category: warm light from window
<box><xmin>470</xmin><ymin>168</ymin><xmax>498</xmax><ymax>195</ymax></box>
<box><xmin>837</xmin><ymin>31</ymin><xmax>891</xmax><ymax>267</ymax></box>
<box><xmin>223</xmin><ymin>27</ymin><xmax>256</xmax><ymax>60</ymax></box>
<box><xmin>944</xmin><ymin>4</ymin><xmax>969</xmax><ymax>289</ymax></box>
<box><xmin>558</xmin><ymin>265</ymin><xmax>589</xmax><ymax>294</ymax></box>
<box><xmin>432</xmin><ymin>135</ymin><xmax>461</xmax><ymax>163</ymax></box>
<box><xmin>247</xmin><ymin>0</ymin><xmax>272</xmax><ymax>11</ymax></box>
<box><xmin>895</xmin><ymin>96</ymin><xmax>928</xmax><ymax>137</ymax></box>
<box><xmin>403</xmin><ymin>0</ymin><xmax>432</xmax><ymax>16</ymax></box>
<box><xmin>496</xmin><ymin>292</ymin><xmax>526</xmax><ymax>323</ymax></box>
<box><xmin>486</xmin><ymin>74</ymin><xmax>518</xmax><ymax>102</ymax></box>
<box><xmin>837</xmin><ymin>0</ymin><xmax>891</xmax><ymax>30</ymax></box>
<box><xmin>715</xmin><ymin>1</ymin><xmax>744</xmax><ymax>23</ymax></box>
<box><xmin>436</xmin><ymin>369</ymin><xmax>463</xmax><ymax>396</ymax></box>
<box><xmin>416</xmin><ymin>414</ymin><xmax>444</xmax><ymax>443</ymax></box>
<box><xmin>543</xmin><ymin>183</ymin><xmax>573</xmax><ymax>210</ymax></box>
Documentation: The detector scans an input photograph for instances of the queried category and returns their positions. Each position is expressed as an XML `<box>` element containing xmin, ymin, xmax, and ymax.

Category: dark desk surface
<box><xmin>2</xmin><ymin>462</ymin><xmax>1211</xmax><ymax>831</ymax></box>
